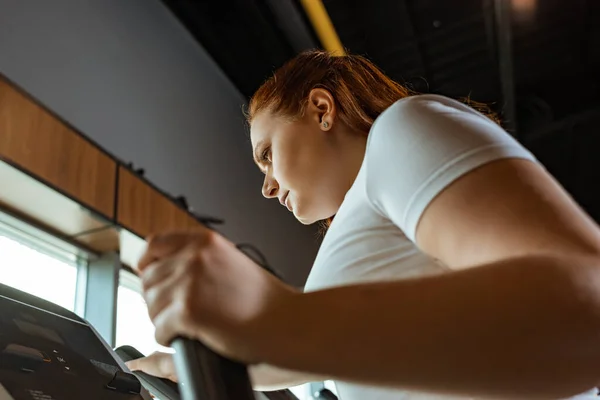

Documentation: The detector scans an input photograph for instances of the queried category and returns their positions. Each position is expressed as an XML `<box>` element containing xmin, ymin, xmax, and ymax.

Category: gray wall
<box><xmin>0</xmin><ymin>0</ymin><xmax>319</xmax><ymax>285</ymax></box>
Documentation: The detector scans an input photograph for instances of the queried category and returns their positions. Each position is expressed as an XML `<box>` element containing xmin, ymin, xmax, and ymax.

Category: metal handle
<box><xmin>171</xmin><ymin>337</ymin><xmax>255</xmax><ymax>400</ymax></box>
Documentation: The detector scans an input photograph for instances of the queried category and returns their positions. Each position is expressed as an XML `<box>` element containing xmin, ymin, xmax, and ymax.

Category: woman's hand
<box><xmin>136</xmin><ymin>229</ymin><xmax>299</xmax><ymax>364</ymax></box>
<box><xmin>125</xmin><ymin>352</ymin><xmax>321</xmax><ymax>391</ymax></box>
<box><xmin>125</xmin><ymin>352</ymin><xmax>177</xmax><ymax>382</ymax></box>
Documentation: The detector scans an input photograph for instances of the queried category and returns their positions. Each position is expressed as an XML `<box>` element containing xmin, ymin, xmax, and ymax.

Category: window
<box><xmin>290</xmin><ymin>381</ymin><xmax>338</xmax><ymax>400</ymax></box>
<box><xmin>324</xmin><ymin>381</ymin><xmax>339</xmax><ymax>396</ymax></box>
<box><xmin>116</xmin><ymin>269</ymin><xmax>171</xmax><ymax>356</ymax></box>
<box><xmin>0</xmin><ymin>215</ymin><xmax>80</xmax><ymax>312</ymax></box>
<box><xmin>289</xmin><ymin>384</ymin><xmax>311</xmax><ymax>399</ymax></box>
<box><xmin>289</xmin><ymin>381</ymin><xmax>339</xmax><ymax>399</ymax></box>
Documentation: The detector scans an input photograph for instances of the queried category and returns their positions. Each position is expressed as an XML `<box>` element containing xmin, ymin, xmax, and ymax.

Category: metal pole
<box><xmin>493</xmin><ymin>0</ymin><xmax>518</xmax><ymax>136</ymax></box>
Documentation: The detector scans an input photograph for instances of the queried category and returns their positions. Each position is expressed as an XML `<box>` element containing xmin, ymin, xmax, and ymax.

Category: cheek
<box><xmin>272</xmin><ymin>131</ymin><xmax>328</xmax><ymax>194</ymax></box>
<box><xmin>273</xmin><ymin>153</ymin><xmax>298</xmax><ymax>188</ymax></box>
<box><xmin>272</xmin><ymin>140</ymin><xmax>303</xmax><ymax>187</ymax></box>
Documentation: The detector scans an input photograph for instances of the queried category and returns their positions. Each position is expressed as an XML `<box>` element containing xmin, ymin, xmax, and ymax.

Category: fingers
<box><xmin>143</xmin><ymin>271</ymin><xmax>182</xmax><ymax>321</ymax></box>
<box><xmin>125</xmin><ymin>353</ymin><xmax>176</xmax><ymax>381</ymax></box>
<box><xmin>140</xmin><ymin>255</ymin><xmax>181</xmax><ymax>292</ymax></box>
<box><xmin>125</xmin><ymin>359</ymin><xmax>141</xmax><ymax>371</ymax></box>
<box><xmin>134</xmin><ymin>230</ymin><xmax>222</xmax><ymax>349</ymax></box>
<box><xmin>137</xmin><ymin>233</ymin><xmax>189</xmax><ymax>272</ymax></box>
<box><xmin>140</xmin><ymin>251</ymin><xmax>194</xmax><ymax>320</ymax></box>
<box><xmin>153</xmin><ymin>302</ymin><xmax>191</xmax><ymax>347</ymax></box>
<box><xmin>137</xmin><ymin>230</ymin><xmax>213</xmax><ymax>272</ymax></box>
<box><xmin>137</xmin><ymin>238</ymin><xmax>204</xmax><ymax>347</ymax></box>
<box><xmin>125</xmin><ymin>354</ymin><xmax>157</xmax><ymax>373</ymax></box>
<box><xmin>147</xmin><ymin>267</ymin><xmax>199</xmax><ymax>347</ymax></box>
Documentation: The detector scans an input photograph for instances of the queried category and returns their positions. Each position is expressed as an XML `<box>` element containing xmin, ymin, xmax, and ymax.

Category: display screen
<box><xmin>0</xmin><ymin>295</ymin><xmax>142</xmax><ymax>400</ymax></box>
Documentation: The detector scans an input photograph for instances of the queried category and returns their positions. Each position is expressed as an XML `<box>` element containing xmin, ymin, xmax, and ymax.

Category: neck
<box><xmin>340</xmin><ymin>131</ymin><xmax>368</xmax><ymax>191</ymax></box>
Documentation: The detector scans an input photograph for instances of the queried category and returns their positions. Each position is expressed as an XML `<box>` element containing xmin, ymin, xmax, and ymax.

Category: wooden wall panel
<box><xmin>117</xmin><ymin>167</ymin><xmax>199</xmax><ymax>238</ymax></box>
<box><xmin>0</xmin><ymin>78</ymin><xmax>116</xmax><ymax>218</ymax></box>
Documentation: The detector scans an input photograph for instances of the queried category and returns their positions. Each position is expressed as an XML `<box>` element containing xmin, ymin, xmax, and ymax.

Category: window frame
<box><xmin>0</xmin><ymin>210</ymin><xmax>89</xmax><ymax>311</ymax></box>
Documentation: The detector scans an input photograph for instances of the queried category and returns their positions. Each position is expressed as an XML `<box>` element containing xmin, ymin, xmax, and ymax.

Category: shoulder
<box><xmin>367</xmin><ymin>94</ymin><xmax>501</xmax><ymax>150</ymax></box>
<box><xmin>364</xmin><ymin>94</ymin><xmax>525</xmax><ymax>173</ymax></box>
<box><xmin>364</xmin><ymin>94</ymin><xmax>536</xmax><ymax>241</ymax></box>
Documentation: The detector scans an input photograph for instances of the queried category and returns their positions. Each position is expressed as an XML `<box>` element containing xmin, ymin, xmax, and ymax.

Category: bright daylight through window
<box><xmin>116</xmin><ymin>269</ymin><xmax>172</xmax><ymax>356</ymax></box>
<box><xmin>0</xmin><ymin>224</ymin><xmax>78</xmax><ymax>312</ymax></box>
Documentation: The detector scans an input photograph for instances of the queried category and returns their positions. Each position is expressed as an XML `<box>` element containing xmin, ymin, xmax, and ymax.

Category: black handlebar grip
<box><xmin>171</xmin><ymin>337</ymin><xmax>255</xmax><ymax>400</ymax></box>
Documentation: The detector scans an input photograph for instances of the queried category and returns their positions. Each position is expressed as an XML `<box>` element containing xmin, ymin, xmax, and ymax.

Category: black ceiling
<box><xmin>162</xmin><ymin>0</ymin><xmax>599</xmax><ymax>133</ymax></box>
<box><xmin>161</xmin><ymin>0</ymin><xmax>317</xmax><ymax>99</ymax></box>
<box><xmin>161</xmin><ymin>0</ymin><xmax>600</xmax><ymax>220</ymax></box>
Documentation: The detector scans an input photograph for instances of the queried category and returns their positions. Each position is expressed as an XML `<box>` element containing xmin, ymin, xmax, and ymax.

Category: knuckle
<box><xmin>140</xmin><ymin>269</ymin><xmax>155</xmax><ymax>291</ymax></box>
<box><xmin>154</xmin><ymin>331</ymin><xmax>165</xmax><ymax>346</ymax></box>
<box><xmin>186</xmin><ymin>250</ymin><xmax>205</xmax><ymax>269</ymax></box>
<box><xmin>141</xmin><ymin>278</ymin><xmax>151</xmax><ymax>293</ymax></box>
<box><xmin>187</xmin><ymin>231</ymin><xmax>221</xmax><ymax>264</ymax></box>
<box><xmin>159</xmin><ymin>357</ymin><xmax>173</xmax><ymax>376</ymax></box>
<box><xmin>144</xmin><ymin>288</ymin><xmax>162</xmax><ymax>319</ymax></box>
<box><xmin>155</xmin><ymin>328</ymin><xmax>171</xmax><ymax>347</ymax></box>
<box><xmin>178</xmin><ymin>281</ymin><xmax>199</xmax><ymax>323</ymax></box>
<box><xmin>145</xmin><ymin>233</ymin><xmax>164</xmax><ymax>249</ymax></box>
<box><xmin>192</xmin><ymin>229</ymin><xmax>219</xmax><ymax>247</ymax></box>
<box><xmin>178</xmin><ymin>249</ymin><xmax>208</xmax><ymax>278</ymax></box>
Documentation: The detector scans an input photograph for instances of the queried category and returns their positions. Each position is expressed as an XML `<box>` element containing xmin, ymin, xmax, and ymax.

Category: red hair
<box><xmin>247</xmin><ymin>50</ymin><xmax>413</xmax><ymax>133</ymax></box>
<box><xmin>247</xmin><ymin>50</ymin><xmax>498</xmax><ymax>228</ymax></box>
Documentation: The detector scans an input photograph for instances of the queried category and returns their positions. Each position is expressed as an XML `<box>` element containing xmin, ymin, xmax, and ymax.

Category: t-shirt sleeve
<box><xmin>365</xmin><ymin>94</ymin><xmax>537</xmax><ymax>243</ymax></box>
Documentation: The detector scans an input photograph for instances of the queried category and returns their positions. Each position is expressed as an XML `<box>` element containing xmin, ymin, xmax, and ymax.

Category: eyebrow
<box><xmin>253</xmin><ymin>140</ymin><xmax>266</xmax><ymax>168</ymax></box>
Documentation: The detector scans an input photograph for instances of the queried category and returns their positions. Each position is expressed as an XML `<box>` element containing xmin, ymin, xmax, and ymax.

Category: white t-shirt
<box><xmin>304</xmin><ymin>95</ymin><xmax>598</xmax><ymax>400</ymax></box>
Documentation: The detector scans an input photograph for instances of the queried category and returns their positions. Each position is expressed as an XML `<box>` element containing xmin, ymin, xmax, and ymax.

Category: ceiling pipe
<box><xmin>298</xmin><ymin>0</ymin><xmax>346</xmax><ymax>55</ymax></box>
<box><xmin>492</xmin><ymin>0</ymin><xmax>518</xmax><ymax>136</ymax></box>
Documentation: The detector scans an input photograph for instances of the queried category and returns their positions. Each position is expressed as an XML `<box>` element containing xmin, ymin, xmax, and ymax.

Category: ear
<box><xmin>307</xmin><ymin>88</ymin><xmax>337</xmax><ymax>131</ymax></box>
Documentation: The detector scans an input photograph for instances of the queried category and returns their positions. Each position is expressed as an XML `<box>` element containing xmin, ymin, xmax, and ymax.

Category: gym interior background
<box><xmin>0</xmin><ymin>0</ymin><xmax>598</xmax><ymax>399</ymax></box>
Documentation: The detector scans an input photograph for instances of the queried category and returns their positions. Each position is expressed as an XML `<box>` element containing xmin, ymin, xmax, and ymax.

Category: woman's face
<box><xmin>250</xmin><ymin>89</ymin><xmax>367</xmax><ymax>225</ymax></box>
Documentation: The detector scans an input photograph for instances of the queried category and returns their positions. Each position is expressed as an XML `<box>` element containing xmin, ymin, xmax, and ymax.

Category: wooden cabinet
<box><xmin>117</xmin><ymin>167</ymin><xmax>199</xmax><ymax>238</ymax></box>
<box><xmin>0</xmin><ymin>78</ymin><xmax>117</xmax><ymax>218</ymax></box>
<box><xmin>0</xmin><ymin>75</ymin><xmax>206</xmax><ymax>260</ymax></box>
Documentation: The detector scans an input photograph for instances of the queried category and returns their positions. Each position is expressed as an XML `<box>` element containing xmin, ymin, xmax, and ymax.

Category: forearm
<box><xmin>264</xmin><ymin>255</ymin><xmax>600</xmax><ymax>399</ymax></box>
<box><xmin>250</xmin><ymin>363</ymin><xmax>327</xmax><ymax>391</ymax></box>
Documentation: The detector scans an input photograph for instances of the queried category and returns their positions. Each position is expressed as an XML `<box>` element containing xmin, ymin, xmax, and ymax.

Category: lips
<box><xmin>280</xmin><ymin>192</ymin><xmax>292</xmax><ymax>211</ymax></box>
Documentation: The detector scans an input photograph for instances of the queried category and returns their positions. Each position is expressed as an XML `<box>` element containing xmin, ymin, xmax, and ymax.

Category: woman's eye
<box><xmin>261</xmin><ymin>147</ymin><xmax>272</xmax><ymax>163</ymax></box>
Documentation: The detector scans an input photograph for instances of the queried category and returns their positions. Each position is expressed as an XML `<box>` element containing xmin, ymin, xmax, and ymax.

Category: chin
<box><xmin>295</xmin><ymin>214</ymin><xmax>310</xmax><ymax>225</ymax></box>
<box><xmin>294</xmin><ymin>211</ymin><xmax>317</xmax><ymax>225</ymax></box>
<box><xmin>297</xmin><ymin>217</ymin><xmax>315</xmax><ymax>225</ymax></box>
<box><xmin>294</xmin><ymin>205</ymin><xmax>334</xmax><ymax>225</ymax></box>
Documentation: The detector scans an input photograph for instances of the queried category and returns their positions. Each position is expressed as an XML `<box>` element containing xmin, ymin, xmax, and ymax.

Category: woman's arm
<box><xmin>262</xmin><ymin>253</ymin><xmax>600</xmax><ymax>399</ymax></box>
<box><xmin>135</xmin><ymin>223</ymin><xmax>600</xmax><ymax>399</ymax></box>
<box><xmin>260</xmin><ymin>140</ymin><xmax>600</xmax><ymax>398</ymax></box>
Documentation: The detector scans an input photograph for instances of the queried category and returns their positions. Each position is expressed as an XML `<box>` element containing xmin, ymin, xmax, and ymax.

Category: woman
<box><xmin>128</xmin><ymin>51</ymin><xmax>600</xmax><ymax>399</ymax></box>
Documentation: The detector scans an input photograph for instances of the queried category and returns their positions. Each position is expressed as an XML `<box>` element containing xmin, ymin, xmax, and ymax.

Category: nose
<box><xmin>262</xmin><ymin>175</ymin><xmax>279</xmax><ymax>199</ymax></box>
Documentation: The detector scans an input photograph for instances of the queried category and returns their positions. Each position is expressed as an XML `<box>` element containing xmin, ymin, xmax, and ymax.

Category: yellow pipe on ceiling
<box><xmin>299</xmin><ymin>0</ymin><xmax>346</xmax><ymax>56</ymax></box>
